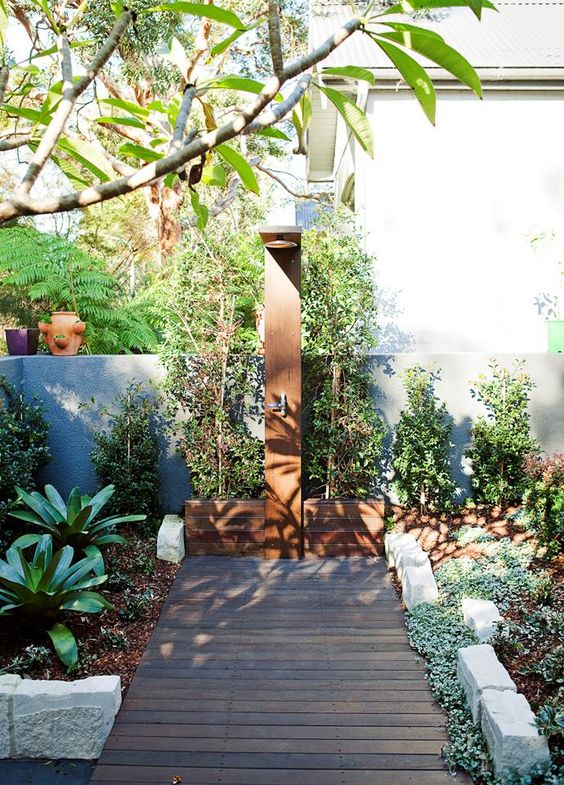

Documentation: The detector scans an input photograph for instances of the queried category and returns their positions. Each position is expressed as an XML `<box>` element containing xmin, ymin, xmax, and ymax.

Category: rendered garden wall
<box><xmin>1</xmin><ymin>352</ymin><xmax>562</xmax><ymax>511</ymax></box>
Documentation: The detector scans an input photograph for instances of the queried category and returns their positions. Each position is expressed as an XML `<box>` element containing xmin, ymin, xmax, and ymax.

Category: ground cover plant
<box><xmin>391</xmin><ymin>513</ymin><xmax>563</xmax><ymax>783</ymax></box>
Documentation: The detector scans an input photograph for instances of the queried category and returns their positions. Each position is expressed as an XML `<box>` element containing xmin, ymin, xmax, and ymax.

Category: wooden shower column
<box><xmin>260</xmin><ymin>226</ymin><xmax>302</xmax><ymax>559</ymax></box>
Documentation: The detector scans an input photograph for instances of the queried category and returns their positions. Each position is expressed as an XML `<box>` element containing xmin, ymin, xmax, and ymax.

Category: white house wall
<box><xmin>355</xmin><ymin>89</ymin><xmax>564</xmax><ymax>352</ymax></box>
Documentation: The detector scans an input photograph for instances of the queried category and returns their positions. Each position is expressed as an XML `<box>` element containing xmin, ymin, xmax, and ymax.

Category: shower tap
<box><xmin>267</xmin><ymin>393</ymin><xmax>287</xmax><ymax>418</ymax></box>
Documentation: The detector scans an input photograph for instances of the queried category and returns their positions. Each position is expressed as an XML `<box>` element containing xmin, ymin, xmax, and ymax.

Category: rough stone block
<box><xmin>462</xmin><ymin>598</ymin><xmax>502</xmax><ymax>642</ymax></box>
<box><xmin>395</xmin><ymin>545</ymin><xmax>428</xmax><ymax>583</ymax></box>
<box><xmin>13</xmin><ymin>675</ymin><xmax>121</xmax><ymax>759</ymax></box>
<box><xmin>481</xmin><ymin>689</ymin><xmax>550</xmax><ymax>777</ymax></box>
<box><xmin>157</xmin><ymin>514</ymin><xmax>185</xmax><ymax>563</ymax></box>
<box><xmin>385</xmin><ymin>532</ymin><xmax>418</xmax><ymax>567</ymax></box>
<box><xmin>457</xmin><ymin>644</ymin><xmax>516</xmax><ymax>721</ymax></box>
<box><xmin>0</xmin><ymin>674</ymin><xmax>21</xmax><ymax>758</ymax></box>
<box><xmin>402</xmin><ymin>560</ymin><xmax>438</xmax><ymax>610</ymax></box>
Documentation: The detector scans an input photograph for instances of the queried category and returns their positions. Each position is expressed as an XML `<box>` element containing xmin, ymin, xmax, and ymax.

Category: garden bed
<box><xmin>0</xmin><ymin>532</ymin><xmax>178</xmax><ymax>694</ymax></box>
<box><xmin>388</xmin><ymin>506</ymin><xmax>563</xmax><ymax>781</ymax></box>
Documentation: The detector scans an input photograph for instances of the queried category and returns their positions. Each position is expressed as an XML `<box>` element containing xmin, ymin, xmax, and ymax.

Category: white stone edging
<box><xmin>384</xmin><ymin>532</ymin><xmax>439</xmax><ymax>611</ymax></box>
<box><xmin>457</xmin><ymin>644</ymin><xmax>550</xmax><ymax>778</ymax></box>
<box><xmin>462</xmin><ymin>597</ymin><xmax>503</xmax><ymax>642</ymax></box>
<box><xmin>0</xmin><ymin>674</ymin><xmax>121</xmax><ymax>759</ymax></box>
<box><xmin>157</xmin><ymin>514</ymin><xmax>185</xmax><ymax>563</ymax></box>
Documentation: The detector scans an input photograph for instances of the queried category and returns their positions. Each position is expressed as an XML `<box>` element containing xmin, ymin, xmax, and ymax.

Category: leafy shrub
<box><xmin>91</xmin><ymin>382</ymin><xmax>162</xmax><ymax>526</ymax></box>
<box><xmin>523</xmin><ymin>453</ymin><xmax>564</xmax><ymax>557</ymax></box>
<box><xmin>0</xmin><ymin>226</ymin><xmax>157</xmax><ymax>353</ymax></box>
<box><xmin>159</xmin><ymin>222</ymin><xmax>264</xmax><ymax>499</ymax></box>
<box><xmin>10</xmin><ymin>484</ymin><xmax>145</xmax><ymax>567</ymax></box>
<box><xmin>0</xmin><ymin>378</ymin><xmax>50</xmax><ymax>545</ymax></box>
<box><xmin>119</xmin><ymin>588</ymin><xmax>153</xmax><ymax>621</ymax></box>
<box><xmin>391</xmin><ymin>366</ymin><xmax>456</xmax><ymax>513</ymax></box>
<box><xmin>0</xmin><ymin>534</ymin><xmax>112</xmax><ymax>667</ymax></box>
<box><xmin>105</xmin><ymin>570</ymin><xmax>133</xmax><ymax>591</ymax></box>
<box><xmin>467</xmin><ymin>361</ymin><xmax>539</xmax><ymax>507</ymax></box>
<box><xmin>302</xmin><ymin>210</ymin><xmax>385</xmax><ymax>498</ymax></box>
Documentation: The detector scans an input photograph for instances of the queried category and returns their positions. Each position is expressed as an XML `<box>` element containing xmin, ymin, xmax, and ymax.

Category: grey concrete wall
<box><xmin>369</xmin><ymin>353</ymin><xmax>564</xmax><ymax>499</ymax></box>
<box><xmin>0</xmin><ymin>356</ymin><xmax>23</xmax><ymax>392</ymax></box>
<box><xmin>21</xmin><ymin>355</ymin><xmax>189</xmax><ymax>514</ymax></box>
<box><xmin>1</xmin><ymin>353</ymin><xmax>562</xmax><ymax>509</ymax></box>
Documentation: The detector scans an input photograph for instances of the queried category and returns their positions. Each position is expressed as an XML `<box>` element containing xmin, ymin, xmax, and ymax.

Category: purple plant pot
<box><xmin>4</xmin><ymin>328</ymin><xmax>39</xmax><ymax>356</ymax></box>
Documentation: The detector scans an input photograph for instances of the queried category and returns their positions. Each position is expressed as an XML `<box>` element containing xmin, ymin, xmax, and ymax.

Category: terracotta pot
<box><xmin>4</xmin><ymin>328</ymin><xmax>39</xmax><ymax>356</ymax></box>
<box><xmin>38</xmin><ymin>311</ymin><xmax>86</xmax><ymax>356</ymax></box>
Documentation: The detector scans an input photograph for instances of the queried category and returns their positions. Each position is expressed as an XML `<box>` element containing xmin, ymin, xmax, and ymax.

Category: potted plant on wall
<box><xmin>530</xmin><ymin>229</ymin><xmax>564</xmax><ymax>352</ymax></box>
<box><xmin>0</xmin><ymin>226</ymin><xmax>157</xmax><ymax>355</ymax></box>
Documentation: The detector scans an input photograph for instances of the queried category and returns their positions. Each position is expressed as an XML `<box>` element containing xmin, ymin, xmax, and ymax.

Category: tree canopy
<box><xmin>0</xmin><ymin>0</ymin><xmax>493</xmax><ymax>225</ymax></box>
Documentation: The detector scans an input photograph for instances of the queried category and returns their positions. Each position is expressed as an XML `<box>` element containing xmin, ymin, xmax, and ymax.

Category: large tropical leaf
<box><xmin>147</xmin><ymin>2</ymin><xmax>245</xmax><ymax>28</ymax></box>
<box><xmin>206</xmin><ymin>76</ymin><xmax>283</xmax><ymax>102</ymax></box>
<box><xmin>381</xmin><ymin>0</ymin><xmax>496</xmax><ymax>19</ymax></box>
<box><xmin>376</xmin><ymin>26</ymin><xmax>482</xmax><ymax>96</ymax></box>
<box><xmin>47</xmin><ymin>623</ymin><xmax>78</xmax><ymax>669</ymax></box>
<box><xmin>60</xmin><ymin>590</ymin><xmax>113</xmax><ymax>613</ymax></box>
<box><xmin>321</xmin><ymin>66</ymin><xmax>375</xmax><ymax>85</ymax></box>
<box><xmin>119</xmin><ymin>142</ymin><xmax>164</xmax><ymax>163</ymax></box>
<box><xmin>371</xmin><ymin>37</ymin><xmax>436</xmax><ymax>123</ymax></box>
<box><xmin>316</xmin><ymin>86</ymin><xmax>374</xmax><ymax>158</ymax></box>
<box><xmin>216</xmin><ymin>145</ymin><xmax>259</xmax><ymax>194</ymax></box>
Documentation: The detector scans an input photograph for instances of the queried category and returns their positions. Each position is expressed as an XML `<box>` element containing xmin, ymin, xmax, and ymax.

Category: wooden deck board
<box><xmin>89</xmin><ymin>557</ymin><xmax>466</xmax><ymax>785</ymax></box>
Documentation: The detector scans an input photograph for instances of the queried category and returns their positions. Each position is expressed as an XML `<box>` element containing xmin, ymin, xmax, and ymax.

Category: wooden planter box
<box><xmin>303</xmin><ymin>498</ymin><xmax>385</xmax><ymax>557</ymax></box>
<box><xmin>185</xmin><ymin>499</ymin><xmax>265</xmax><ymax>556</ymax></box>
<box><xmin>185</xmin><ymin>498</ymin><xmax>385</xmax><ymax>558</ymax></box>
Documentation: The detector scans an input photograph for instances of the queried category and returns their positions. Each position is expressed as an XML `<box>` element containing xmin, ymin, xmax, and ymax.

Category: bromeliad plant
<box><xmin>0</xmin><ymin>534</ymin><xmax>112</xmax><ymax>668</ymax></box>
<box><xmin>9</xmin><ymin>484</ymin><xmax>146</xmax><ymax>572</ymax></box>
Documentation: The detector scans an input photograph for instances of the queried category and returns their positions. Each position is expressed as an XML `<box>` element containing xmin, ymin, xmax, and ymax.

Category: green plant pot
<box><xmin>547</xmin><ymin>320</ymin><xmax>564</xmax><ymax>352</ymax></box>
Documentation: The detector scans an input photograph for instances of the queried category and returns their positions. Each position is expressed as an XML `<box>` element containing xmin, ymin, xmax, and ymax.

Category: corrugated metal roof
<box><xmin>310</xmin><ymin>1</ymin><xmax>564</xmax><ymax>78</ymax></box>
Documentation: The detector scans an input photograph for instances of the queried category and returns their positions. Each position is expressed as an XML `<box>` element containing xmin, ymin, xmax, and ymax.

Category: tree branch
<box><xmin>244</xmin><ymin>74</ymin><xmax>311</xmax><ymax>134</ymax></box>
<box><xmin>268</xmin><ymin>0</ymin><xmax>284</xmax><ymax>76</ymax></box>
<box><xmin>18</xmin><ymin>11</ymin><xmax>133</xmax><ymax>196</ymax></box>
<box><xmin>169</xmin><ymin>86</ymin><xmax>196</xmax><ymax>153</ymax></box>
<box><xmin>0</xmin><ymin>67</ymin><xmax>9</xmax><ymax>106</ymax></box>
<box><xmin>0</xmin><ymin>12</ymin><xmax>364</xmax><ymax>222</ymax></box>
<box><xmin>257</xmin><ymin>162</ymin><xmax>323</xmax><ymax>200</ymax></box>
<box><xmin>0</xmin><ymin>135</ymin><xmax>32</xmax><ymax>151</ymax></box>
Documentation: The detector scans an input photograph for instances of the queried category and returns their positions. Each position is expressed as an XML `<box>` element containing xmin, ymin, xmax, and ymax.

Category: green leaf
<box><xmin>61</xmin><ymin>590</ymin><xmax>113</xmax><ymax>613</ymax></box>
<box><xmin>205</xmin><ymin>75</ymin><xmax>283</xmax><ymax>102</ymax></box>
<box><xmin>321</xmin><ymin>66</ymin><xmax>375</xmax><ymax>85</ymax></box>
<box><xmin>95</xmin><ymin>115</ymin><xmax>147</xmax><ymax>129</ymax></box>
<box><xmin>11</xmin><ymin>534</ymin><xmax>43</xmax><ymax>549</ymax></box>
<box><xmin>93</xmin><ymin>534</ymin><xmax>127</xmax><ymax>545</ymax></box>
<box><xmin>82</xmin><ymin>545</ymin><xmax>105</xmax><ymax>577</ymax></box>
<box><xmin>58</xmin><ymin>137</ymin><xmax>116</xmax><ymax>183</ymax></box>
<box><xmin>372</xmin><ymin>37</ymin><xmax>436</xmax><ymax>124</ymax></box>
<box><xmin>257</xmin><ymin>127</ymin><xmax>291</xmax><ymax>142</ymax></box>
<box><xmin>376</xmin><ymin>27</ymin><xmax>482</xmax><ymax>96</ymax></box>
<box><xmin>43</xmin><ymin>485</ymin><xmax>67</xmax><ymax>519</ymax></box>
<box><xmin>111</xmin><ymin>0</ymin><xmax>124</xmax><ymax>17</ymax></box>
<box><xmin>202</xmin><ymin>164</ymin><xmax>226</xmax><ymax>187</ymax></box>
<box><xmin>210</xmin><ymin>27</ymin><xmax>249</xmax><ymax>58</ymax></box>
<box><xmin>85</xmin><ymin>484</ymin><xmax>114</xmax><ymax>523</ymax></box>
<box><xmin>100</xmin><ymin>97</ymin><xmax>150</xmax><ymax>121</ymax></box>
<box><xmin>1</xmin><ymin>104</ymin><xmax>44</xmax><ymax>123</ymax></box>
<box><xmin>381</xmin><ymin>0</ymin><xmax>496</xmax><ymax>18</ymax></box>
<box><xmin>47</xmin><ymin>623</ymin><xmax>78</xmax><ymax>668</ymax></box>
<box><xmin>147</xmin><ymin>3</ymin><xmax>244</xmax><ymax>28</ymax></box>
<box><xmin>119</xmin><ymin>142</ymin><xmax>164</xmax><ymax>163</ymax></box>
<box><xmin>316</xmin><ymin>86</ymin><xmax>374</xmax><ymax>157</ymax></box>
<box><xmin>216</xmin><ymin>144</ymin><xmax>259</xmax><ymax>194</ymax></box>
<box><xmin>189</xmin><ymin>189</ymin><xmax>209</xmax><ymax>231</ymax></box>
<box><xmin>158</xmin><ymin>36</ymin><xmax>190</xmax><ymax>78</ymax></box>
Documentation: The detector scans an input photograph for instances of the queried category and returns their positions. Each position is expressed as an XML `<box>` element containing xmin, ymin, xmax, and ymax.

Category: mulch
<box><xmin>0</xmin><ymin>533</ymin><xmax>179</xmax><ymax>694</ymax></box>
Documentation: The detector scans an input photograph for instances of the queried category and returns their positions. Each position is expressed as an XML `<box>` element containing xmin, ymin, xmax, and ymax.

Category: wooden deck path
<box><xmin>90</xmin><ymin>557</ymin><xmax>463</xmax><ymax>785</ymax></box>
